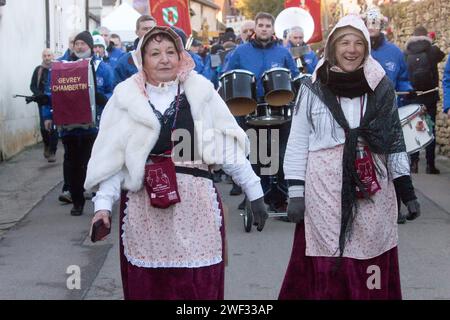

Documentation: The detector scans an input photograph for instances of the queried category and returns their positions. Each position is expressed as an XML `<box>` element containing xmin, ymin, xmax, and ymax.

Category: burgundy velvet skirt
<box><xmin>278</xmin><ymin>223</ymin><xmax>402</xmax><ymax>300</ymax></box>
<box><xmin>119</xmin><ymin>191</ymin><xmax>225</xmax><ymax>300</ymax></box>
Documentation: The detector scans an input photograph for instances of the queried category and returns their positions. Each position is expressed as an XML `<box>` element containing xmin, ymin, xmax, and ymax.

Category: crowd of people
<box><xmin>24</xmin><ymin>6</ymin><xmax>450</xmax><ymax>300</ymax></box>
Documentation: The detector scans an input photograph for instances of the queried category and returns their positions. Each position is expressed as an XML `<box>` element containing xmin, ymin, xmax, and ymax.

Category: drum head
<box><xmin>265</xmin><ymin>90</ymin><xmax>294</xmax><ymax>106</ymax></box>
<box><xmin>228</xmin><ymin>98</ymin><xmax>257</xmax><ymax>116</ymax></box>
<box><xmin>398</xmin><ymin>104</ymin><xmax>421</xmax><ymax>122</ymax></box>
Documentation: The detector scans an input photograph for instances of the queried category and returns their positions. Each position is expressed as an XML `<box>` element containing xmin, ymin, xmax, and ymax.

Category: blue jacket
<box><xmin>285</xmin><ymin>42</ymin><xmax>319</xmax><ymax>74</ymax></box>
<box><xmin>106</xmin><ymin>47</ymin><xmax>125</xmax><ymax>70</ymax></box>
<box><xmin>443</xmin><ymin>56</ymin><xmax>450</xmax><ymax>113</ymax></box>
<box><xmin>202</xmin><ymin>54</ymin><xmax>220</xmax><ymax>88</ymax></box>
<box><xmin>42</xmin><ymin>57</ymin><xmax>114</xmax><ymax>136</ymax></box>
<box><xmin>189</xmin><ymin>52</ymin><xmax>205</xmax><ymax>74</ymax></box>
<box><xmin>113</xmin><ymin>52</ymin><xmax>138</xmax><ymax>87</ymax></box>
<box><xmin>224</xmin><ymin>39</ymin><xmax>299</xmax><ymax>98</ymax></box>
<box><xmin>371</xmin><ymin>34</ymin><xmax>412</xmax><ymax>94</ymax></box>
<box><xmin>202</xmin><ymin>50</ymin><xmax>234</xmax><ymax>89</ymax></box>
<box><xmin>58</xmin><ymin>49</ymin><xmax>71</xmax><ymax>62</ymax></box>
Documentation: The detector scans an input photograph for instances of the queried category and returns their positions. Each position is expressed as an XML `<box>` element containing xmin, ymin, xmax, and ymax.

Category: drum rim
<box><xmin>398</xmin><ymin>104</ymin><xmax>422</xmax><ymax>120</ymax></box>
<box><xmin>262</xmin><ymin>67</ymin><xmax>291</xmax><ymax>76</ymax></box>
<box><xmin>219</xmin><ymin>69</ymin><xmax>256</xmax><ymax>79</ymax></box>
<box><xmin>292</xmin><ymin>73</ymin><xmax>312</xmax><ymax>81</ymax></box>
<box><xmin>405</xmin><ymin>135</ymin><xmax>434</xmax><ymax>155</ymax></box>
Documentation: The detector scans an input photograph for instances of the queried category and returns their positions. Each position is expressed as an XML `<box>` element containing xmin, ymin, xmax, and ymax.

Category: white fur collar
<box><xmin>113</xmin><ymin>71</ymin><xmax>214</xmax><ymax>127</ymax></box>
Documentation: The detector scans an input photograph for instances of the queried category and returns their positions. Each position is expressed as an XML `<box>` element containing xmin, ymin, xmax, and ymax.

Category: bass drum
<box><xmin>246</xmin><ymin>103</ymin><xmax>293</xmax><ymax>127</ymax></box>
<box><xmin>218</xmin><ymin>69</ymin><xmax>257</xmax><ymax>116</ymax></box>
<box><xmin>398</xmin><ymin>104</ymin><xmax>434</xmax><ymax>154</ymax></box>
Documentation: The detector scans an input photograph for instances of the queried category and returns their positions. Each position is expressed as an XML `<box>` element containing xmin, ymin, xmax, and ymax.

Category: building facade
<box><xmin>0</xmin><ymin>0</ymin><xmax>89</xmax><ymax>161</ymax></box>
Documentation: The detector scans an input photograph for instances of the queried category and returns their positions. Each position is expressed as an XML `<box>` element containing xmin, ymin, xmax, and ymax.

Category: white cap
<box><xmin>93</xmin><ymin>35</ymin><xmax>106</xmax><ymax>49</ymax></box>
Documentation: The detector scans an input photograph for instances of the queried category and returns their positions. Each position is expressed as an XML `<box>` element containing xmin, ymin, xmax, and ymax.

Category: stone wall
<box><xmin>381</xmin><ymin>0</ymin><xmax>450</xmax><ymax>156</ymax></box>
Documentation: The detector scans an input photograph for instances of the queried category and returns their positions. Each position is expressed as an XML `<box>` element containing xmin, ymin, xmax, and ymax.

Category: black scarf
<box><xmin>298</xmin><ymin>73</ymin><xmax>406</xmax><ymax>259</ymax></box>
<box><xmin>250</xmin><ymin>36</ymin><xmax>278</xmax><ymax>49</ymax></box>
<box><xmin>318</xmin><ymin>62</ymin><xmax>372</xmax><ymax>98</ymax></box>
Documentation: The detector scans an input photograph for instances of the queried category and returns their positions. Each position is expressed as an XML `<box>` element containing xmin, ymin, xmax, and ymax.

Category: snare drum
<box><xmin>398</xmin><ymin>104</ymin><xmax>434</xmax><ymax>154</ymax></box>
<box><xmin>262</xmin><ymin>67</ymin><xmax>294</xmax><ymax>106</ymax></box>
<box><xmin>219</xmin><ymin>69</ymin><xmax>257</xmax><ymax>116</ymax></box>
<box><xmin>246</xmin><ymin>103</ymin><xmax>293</xmax><ymax>127</ymax></box>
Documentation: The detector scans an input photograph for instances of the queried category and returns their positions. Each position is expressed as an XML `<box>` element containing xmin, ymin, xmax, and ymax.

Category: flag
<box><xmin>285</xmin><ymin>0</ymin><xmax>322</xmax><ymax>43</ymax></box>
<box><xmin>149</xmin><ymin>0</ymin><xmax>192</xmax><ymax>37</ymax></box>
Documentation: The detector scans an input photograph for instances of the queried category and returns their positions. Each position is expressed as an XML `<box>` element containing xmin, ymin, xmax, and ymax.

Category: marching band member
<box><xmin>84</xmin><ymin>26</ymin><xmax>268</xmax><ymax>300</ymax></box>
<box><xmin>279</xmin><ymin>15</ymin><xmax>420</xmax><ymax>300</ymax></box>
<box><xmin>285</xmin><ymin>26</ymin><xmax>318</xmax><ymax>74</ymax></box>
<box><xmin>42</xmin><ymin>31</ymin><xmax>114</xmax><ymax>216</ymax></box>
<box><xmin>224</xmin><ymin>12</ymin><xmax>299</xmax><ymax>213</ymax></box>
<box><xmin>114</xmin><ymin>15</ymin><xmax>156</xmax><ymax>87</ymax></box>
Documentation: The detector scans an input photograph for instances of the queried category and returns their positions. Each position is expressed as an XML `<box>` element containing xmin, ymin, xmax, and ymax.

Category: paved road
<box><xmin>0</xmin><ymin>144</ymin><xmax>449</xmax><ymax>299</ymax></box>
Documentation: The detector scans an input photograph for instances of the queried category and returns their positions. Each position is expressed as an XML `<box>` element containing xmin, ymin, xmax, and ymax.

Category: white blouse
<box><xmin>93</xmin><ymin>81</ymin><xmax>263</xmax><ymax>212</ymax></box>
<box><xmin>284</xmin><ymin>93</ymin><xmax>410</xmax><ymax>198</ymax></box>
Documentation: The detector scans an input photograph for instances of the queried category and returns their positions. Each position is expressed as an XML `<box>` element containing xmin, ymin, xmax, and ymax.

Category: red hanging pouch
<box><xmin>355</xmin><ymin>146</ymin><xmax>381</xmax><ymax>199</ymax></box>
<box><xmin>144</xmin><ymin>155</ymin><xmax>181</xmax><ymax>209</ymax></box>
<box><xmin>143</xmin><ymin>84</ymin><xmax>182</xmax><ymax>209</ymax></box>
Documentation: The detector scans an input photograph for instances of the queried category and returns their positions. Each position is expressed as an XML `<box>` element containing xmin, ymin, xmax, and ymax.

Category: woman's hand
<box><xmin>250</xmin><ymin>197</ymin><xmax>269</xmax><ymax>232</ymax></box>
<box><xmin>90</xmin><ymin>210</ymin><xmax>111</xmax><ymax>241</ymax></box>
<box><xmin>287</xmin><ymin>197</ymin><xmax>305</xmax><ymax>223</ymax></box>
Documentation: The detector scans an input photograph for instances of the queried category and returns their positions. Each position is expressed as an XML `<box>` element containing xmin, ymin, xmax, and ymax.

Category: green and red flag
<box><xmin>149</xmin><ymin>0</ymin><xmax>192</xmax><ymax>36</ymax></box>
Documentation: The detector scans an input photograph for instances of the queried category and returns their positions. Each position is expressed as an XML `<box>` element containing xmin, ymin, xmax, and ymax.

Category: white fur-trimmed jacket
<box><xmin>84</xmin><ymin>71</ymin><xmax>253</xmax><ymax>193</ymax></box>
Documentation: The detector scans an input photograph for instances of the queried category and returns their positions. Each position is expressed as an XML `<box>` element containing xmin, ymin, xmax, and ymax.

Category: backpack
<box><xmin>406</xmin><ymin>49</ymin><xmax>435</xmax><ymax>91</ymax></box>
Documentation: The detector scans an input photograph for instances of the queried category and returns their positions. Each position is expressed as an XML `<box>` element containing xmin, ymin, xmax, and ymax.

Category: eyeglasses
<box><xmin>242</xmin><ymin>29</ymin><xmax>254</xmax><ymax>34</ymax></box>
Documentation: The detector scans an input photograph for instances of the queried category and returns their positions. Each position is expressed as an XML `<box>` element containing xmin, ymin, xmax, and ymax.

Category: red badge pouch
<box><xmin>143</xmin><ymin>85</ymin><xmax>182</xmax><ymax>209</ymax></box>
<box><xmin>353</xmin><ymin>95</ymin><xmax>381</xmax><ymax>199</ymax></box>
<box><xmin>355</xmin><ymin>145</ymin><xmax>381</xmax><ymax>198</ymax></box>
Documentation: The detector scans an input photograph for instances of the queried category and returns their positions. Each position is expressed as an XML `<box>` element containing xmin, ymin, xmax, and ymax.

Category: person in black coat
<box><xmin>404</xmin><ymin>26</ymin><xmax>446</xmax><ymax>174</ymax></box>
<box><xmin>29</xmin><ymin>48</ymin><xmax>58</xmax><ymax>162</ymax></box>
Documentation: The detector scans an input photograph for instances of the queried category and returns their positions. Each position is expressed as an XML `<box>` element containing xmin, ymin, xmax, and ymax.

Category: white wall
<box><xmin>0</xmin><ymin>0</ymin><xmax>87</xmax><ymax>160</ymax></box>
<box><xmin>204</xmin><ymin>6</ymin><xmax>217</xmax><ymax>32</ymax></box>
<box><xmin>48</xmin><ymin>0</ymin><xmax>87</xmax><ymax>57</ymax></box>
<box><xmin>191</xmin><ymin>2</ymin><xmax>218</xmax><ymax>34</ymax></box>
<box><xmin>190</xmin><ymin>2</ymin><xmax>202</xmax><ymax>33</ymax></box>
<box><xmin>0</xmin><ymin>0</ymin><xmax>47</xmax><ymax>160</ymax></box>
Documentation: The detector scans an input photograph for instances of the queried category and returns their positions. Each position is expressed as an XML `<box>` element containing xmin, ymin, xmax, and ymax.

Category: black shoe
<box><xmin>238</xmin><ymin>198</ymin><xmax>246</xmax><ymax>210</ymax></box>
<box><xmin>426</xmin><ymin>165</ymin><xmax>440</xmax><ymax>174</ymax></box>
<box><xmin>70</xmin><ymin>204</ymin><xmax>84</xmax><ymax>216</ymax></box>
<box><xmin>397</xmin><ymin>211</ymin><xmax>406</xmax><ymax>224</ymax></box>
<box><xmin>410</xmin><ymin>159</ymin><xmax>419</xmax><ymax>174</ymax></box>
<box><xmin>230</xmin><ymin>184</ymin><xmax>242</xmax><ymax>196</ymax></box>
<box><xmin>59</xmin><ymin>191</ymin><xmax>73</xmax><ymax>204</ymax></box>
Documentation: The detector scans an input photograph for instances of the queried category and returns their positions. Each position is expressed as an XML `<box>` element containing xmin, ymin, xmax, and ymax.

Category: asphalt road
<box><xmin>0</xmin><ymin>150</ymin><xmax>449</xmax><ymax>299</ymax></box>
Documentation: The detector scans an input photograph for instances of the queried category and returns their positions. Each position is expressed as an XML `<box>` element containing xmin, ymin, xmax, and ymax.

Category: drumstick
<box><xmin>396</xmin><ymin>87</ymin><xmax>439</xmax><ymax>96</ymax></box>
<box><xmin>416</xmin><ymin>87</ymin><xmax>439</xmax><ymax>96</ymax></box>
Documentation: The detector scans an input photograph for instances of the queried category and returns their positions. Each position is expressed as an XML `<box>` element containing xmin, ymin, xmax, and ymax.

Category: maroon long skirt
<box><xmin>278</xmin><ymin>223</ymin><xmax>402</xmax><ymax>300</ymax></box>
<box><xmin>119</xmin><ymin>190</ymin><xmax>225</xmax><ymax>300</ymax></box>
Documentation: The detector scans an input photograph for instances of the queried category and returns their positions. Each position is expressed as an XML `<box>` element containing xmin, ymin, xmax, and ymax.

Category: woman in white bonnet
<box><xmin>280</xmin><ymin>15</ymin><xmax>420</xmax><ymax>299</ymax></box>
